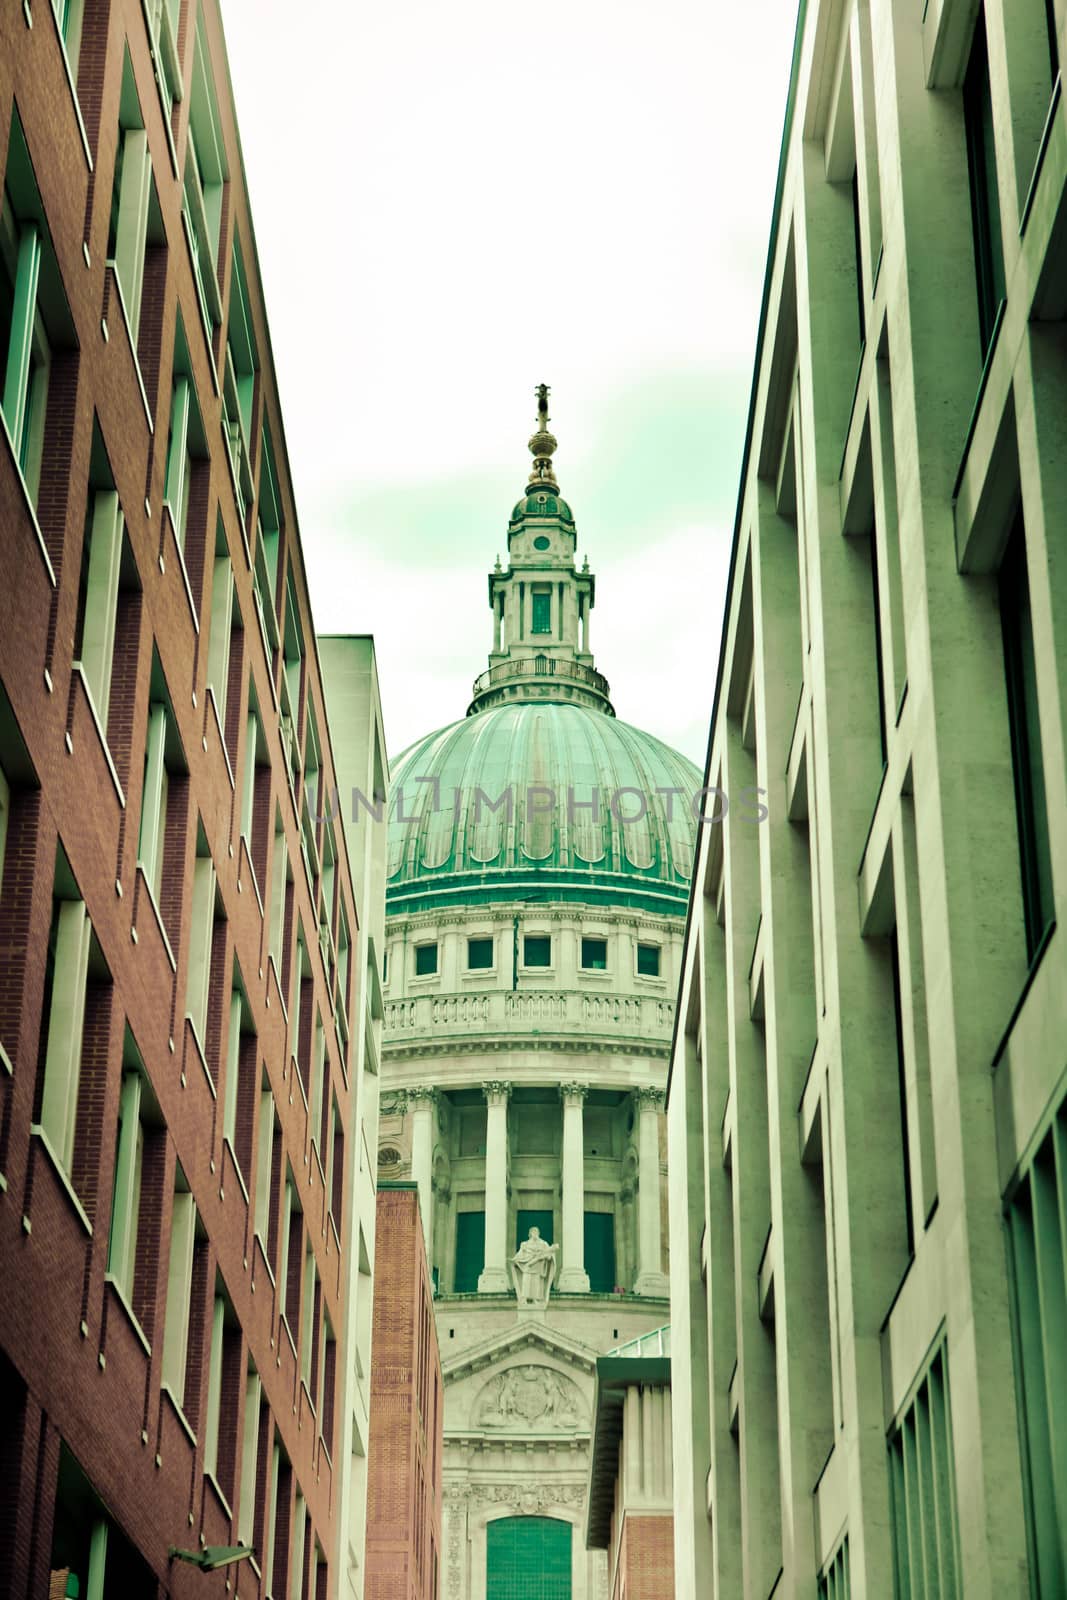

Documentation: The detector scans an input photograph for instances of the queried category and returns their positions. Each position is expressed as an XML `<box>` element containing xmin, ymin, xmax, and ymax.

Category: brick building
<box><xmin>0</xmin><ymin>2</ymin><xmax>383</xmax><ymax>1596</ymax></box>
<box><xmin>365</xmin><ymin>1184</ymin><xmax>443</xmax><ymax>1600</ymax></box>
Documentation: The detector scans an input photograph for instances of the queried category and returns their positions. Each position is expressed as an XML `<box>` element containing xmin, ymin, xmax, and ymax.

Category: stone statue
<box><xmin>510</xmin><ymin>1226</ymin><xmax>558</xmax><ymax>1306</ymax></box>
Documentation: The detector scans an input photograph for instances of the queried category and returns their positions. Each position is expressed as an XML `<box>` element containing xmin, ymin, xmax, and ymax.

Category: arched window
<box><xmin>486</xmin><ymin>1517</ymin><xmax>571</xmax><ymax>1599</ymax></box>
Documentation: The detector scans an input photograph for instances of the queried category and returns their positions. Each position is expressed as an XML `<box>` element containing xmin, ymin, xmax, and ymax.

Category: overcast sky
<box><xmin>220</xmin><ymin>0</ymin><xmax>799</xmax><ymax>767</ymax></box>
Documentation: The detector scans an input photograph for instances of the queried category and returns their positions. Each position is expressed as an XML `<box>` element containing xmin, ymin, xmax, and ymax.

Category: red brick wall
<box><xmin>366</xmin><ymin>1187</ymin><xmax>443</xmax><ymax>1600</ymax></box>
<box><xmin>0</xmin><ymin>1</ymin><xmax>364</xmax><ymax>1594</ymax></box>
<box><xmin>614</xmin><ymin>1514</ymin><xmax>675</xmax><ymax>1600</ymax></box>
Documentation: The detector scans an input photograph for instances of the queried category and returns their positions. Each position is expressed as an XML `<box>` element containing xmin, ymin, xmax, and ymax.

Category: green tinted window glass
<box><xmin>637</xmin><ymin>943</ymin><xmax>660</xmax><ymax>977</ymax></box>
<box><xmin>468</xmin><ymin>937</ymin><xmax>494</xmax><ymax>970</ymax></box>
<box><xmin>583</xmin><ymin>1212</ymin><xmax>615</xmax><ymax>1293</ymax></box>
<box><xmin>486</xmin><ymin>1516</ymin><xmax>571</xmax><ymax>1599</ymax></box>
<box><xmin>454</xmin><ymin>1211</ymin><xmax>485</xmax><ymax>1292</ymax></box>
<box><xmin>581</xmin><ymin>937</ymin><xmax>607</xmax><ymax>971</ymax></box>
<box><xmin>524</xmin><ymin>935</ymin><xmax>551</xmax><ymax>968</ymax></box>
<box><xmin>531</xmin><ymin>591</ymin><xmax>551</xmax><ymax>634</ymax></box>
<box><xmin>516</xmin><ymin>1210</ymin><xmax>553</xmax><ymax>1248</ymax></box>
<box><xmin>415</xmin><ymin>942</ymin><xmax>438</xmax><ymax>976</ymax></box>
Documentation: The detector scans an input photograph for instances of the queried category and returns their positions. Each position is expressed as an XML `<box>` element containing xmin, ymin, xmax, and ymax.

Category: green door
<box><xmin>583</xmin><ymin>1212</ymin><xmax>616</xmax><ymax>1292</ymax></box>
<box><xmin>516</xmin><ymin>1209</ymin><xmax>554</xmax><ymax>1248</ymax></box>
<box><xmin>486</xmin><ymin>1516</ymin><xmax>571</xmax><ymax>1599</ymax></box>
<box><xmin>454</xmin><ymin>1211</ymin><xmax>485</xmax><ymax>1292</ymax></box>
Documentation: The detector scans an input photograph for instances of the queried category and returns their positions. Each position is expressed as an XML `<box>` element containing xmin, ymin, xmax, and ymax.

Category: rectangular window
<box><xmin>467</xmin><ymin>936</ymin><xmax>494</xmax><ymax>971</ymax></box>
<box><xmin>531</xmin><ymin>587</ymin><xmax>552</xmax><ymax>634</ymax></box>
<box><xmin>523</xmin><ymin>934</ymin><xmax>551</xmax><ymax>968</ymax></box>
<box><xmin>237</xmin><ymin>1360</ymin><xmax>261</xmax><ymax>1549</ymax></box>
<box><xmin>581</xmin><ymin>937</ymin><xmax>608</xmax><ymax>971</ymax></box>
<box><xmin>161</xmin><ymin>1171</ymin><xmax>197</xmax><ymax>1410</ymax></box>
<box><xmin>818</xmin><ymin>1537</ymin><xmax>850</xmax><ymax>1600</ymax></box>
<box><xmin>145</xmin><ymin>0</ymin><xmax>182</xmax><ymax>118</ymax></box>
<box><xmin>636</xmin><ymin>942</ymin><xmax>661</xmax><ymax>977</ymax></box>
<box><xmin>50</xmin><ymin>1444</ymin><xmax>155</xmax><ymax>1599</ymax></box>
<box><xmin>223</xmin><ymin>963</ymin><xmax>256</xmax><ymax>1180</ymax></box>
<box><xmin>222</xmin><ymin>239</ymin><xmax>258</xmax><ymax>524</ymax></box>
<box><xmin>106</xmin><ymin>1045</ymin><xmax>147</xmax><ymax>1310</ymax></box>
<box><xmin>182</xmin><ymin>13</ymin><xmax>228</xmax><ymax>335</ymax></box>
<box><xmin>281</xmin><ymin>568</ymin><xmax>305</xmax><ymax>776</ymax></box>
<box><xmin>1006</xmin><ymin>1089</ymin><xmax>1067</xmax><ymax>1596</ymax></box>
<box><xmin>206</xmin><ymin>526</ymin><xmax>235</xmax><ymax>731</ymax></box>
<box><xmin>964</xmin><ymin>9</ymin><xmax>1007</xmax><ymax>356</ymax></box>
<box><xmin>162</xmin><ymin>317</ymin><xmax>207</xmax><ymax>555</ymax></box>
<box><xmin>185</xmin><ymin>828</ymin><xmax>217</xmax><ymax>1048</ymax></box>
<box><xmin>73</xmin><ymin>428</ymin><xmax>125</xmax><ymax>728</ymax></box>
<box><xmin>309</xmin><ymin>1011</ymin><xmax>326</xmax><ymax>1154</ymax></box>
<box><xmin>137</xmin><ymin>664</ymin><xmax>184</xmax><ymax>911</ymax></box>
<box><xmin>290</xmin><ymin>1492</ymin><xmax>307</xmax><ymax>1600</ymax></box>
<box><xmin>415</xmin><ymin>942</ymin><xmax>438</xmax><ymax>977</ymax></box>
<box><xmin>256</xmin><ymin>424</ymin><xmax>283</xmax><ymax>628</ymax></box>
<box><xmin>50</xmin><ymin>0</ymin><xmax>87</xmax><ymax>77</ymax></box>
<box><xmin>203</xmin><ymin>1282</ymin><xmax>240</xmax><ymax>1499</ymax></box>
<box><xmin>454</xmin><ymin>1211</ymin><xmax>485</xmax><ymax>1293</ymax></box>
<box><xmin>254</xmin><ymin>1077</ymin><xmax>276</xmax><ymax>1247</ymax></box>
<box><xmin>36</xmin><ymin>851</ymin><xmax>93</xmax><ymax>1173</ymax></box>
<box><xmin>240</xmin><ymin>688</ymin><xmax>270</xmax><ymax>891</ymax></box>
<box><xmin>583</xmin><ymin>1212</ymin><xmax>616</xmax><ymax>1293</ymax></box>
<box><xmin>889</xmin><ymin>1341</ymin><xmax>962</xmax><ymax>1598</ymax></box>
<box><xmin>300</xmin><ymin>1245</ymin><xmax>317</xmax><ymax>1388</ymax></box>
<box><xmin>107</xmin><ymin>52</ymin><xmax>157</xmax><ymax>346</ymax></box>
<box><xmin>280</xmin><ymin>1167</ymin><xmax>302</xmax><ymax>1332</ymax></box>
<box><xmin>1000</xmin><ymin>516</ymin><xmax>1054</xmax><ymax>961</ymax></box>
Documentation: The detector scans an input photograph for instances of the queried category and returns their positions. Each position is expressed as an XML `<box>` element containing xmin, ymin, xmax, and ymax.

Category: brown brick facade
<box><xmin>0</xmin><ymin>2</ymin><xmax>362</xmax><ymax>1595</ymax></box>
<box><xmin>366</xmin><ymin>1187</ymin><xmax>443</xmax><ymax>1600</ymax></box>
<box><xmin>613</xmin><ymin>1515</ymin><xmax>675</xmax><ymax>1600</ymax></box>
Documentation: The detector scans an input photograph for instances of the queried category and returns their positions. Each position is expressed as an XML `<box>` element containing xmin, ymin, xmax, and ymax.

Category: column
<box><xmin>478</xmin><ymin>1080</ymin><xmax>511</xmax><ymax>1293</ymax></box>
<box><xmin>557</xmin><ymin>1082</ymin><xmax>590</xmax><ymax>1292</ymax></box>
<box><xmin>634</xmin><ymin>1087</ymin><xmax>669</xmax><ymax>1295</ymax></box>
<box><xmin>407</xmin><ymin>1087</ymin><xmax>437</xmax><ymax>1253</ymax></box>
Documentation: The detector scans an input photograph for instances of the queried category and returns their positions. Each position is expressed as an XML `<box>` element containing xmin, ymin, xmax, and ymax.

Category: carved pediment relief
<box><xmin>474</xmin><ymin>1365</ymin><xmax>585</xmax><ymax>1431</ymax></box>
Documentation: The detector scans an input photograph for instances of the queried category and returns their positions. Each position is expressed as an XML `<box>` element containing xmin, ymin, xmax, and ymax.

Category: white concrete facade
<box><xmin>668</xmin><ymin>1</ymin><xmax>1067</xmax><ymax>1596</ymax></box>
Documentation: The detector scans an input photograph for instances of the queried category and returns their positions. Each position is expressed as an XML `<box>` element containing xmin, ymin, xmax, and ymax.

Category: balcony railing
<box><xmin>383</xmin><ymin>987</ymin><xmax>674</xmax><ymax>1044</ymax></box>
<box><xmin>469</xmin><ymin>655</ymin><xmax>612</xmax><ymax>703</ymax></box>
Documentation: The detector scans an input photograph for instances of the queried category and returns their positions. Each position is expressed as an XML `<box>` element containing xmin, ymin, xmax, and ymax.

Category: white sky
<box><xmin>220</xmin><ymin>0</ymin><xmax>799</xmax><ymax>767</ymax></box>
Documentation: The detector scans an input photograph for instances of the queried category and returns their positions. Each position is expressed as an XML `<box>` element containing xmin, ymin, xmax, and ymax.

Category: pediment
<box><xmin>442</xmin><ymin>1319</ymin><xmax>597</xmax><ymax>1384</ymax></box>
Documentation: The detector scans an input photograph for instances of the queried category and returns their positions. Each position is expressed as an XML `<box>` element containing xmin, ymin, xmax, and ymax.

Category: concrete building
<box><xmin>365</xmin><ymin>1183</ymin><xmax>444</xmax><ymax>1600</ymax></box>
<box><xmin>379</xmin><ymin>390</ymin><xmax>700</xmax><ymax>1600</ymax></box>
<box><xmin>585</xmin><ymin>1326</ymin><xmax>674</xmax><ymax>1600</ymax></box>
<box><xmin>0</xmin><ymin>3</ymin><xmax>383</xmax><ymax>1597</ymax></box>
<box><xmin>668</xmin><ymin>1</ymin><xmax>1067</xmax><ymax>1596</ymax></box>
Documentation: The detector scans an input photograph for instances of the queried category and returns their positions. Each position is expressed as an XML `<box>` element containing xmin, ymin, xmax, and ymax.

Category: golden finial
<box><xmin>527</xmin><ymin>382</ymin><xmax>558</xmax><ymax>488</ymax></box>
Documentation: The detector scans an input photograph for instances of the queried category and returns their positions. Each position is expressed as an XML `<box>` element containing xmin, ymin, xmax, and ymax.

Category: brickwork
<box><xmin>613</xmin><ymin>1516</ymin><xmax>674</xmax><ymax>1600</ymax></box>
<box><xmin>0</xmin><ymin>1</ymin><xmax>368</xmax><ymax>1595</ymax></box>
<box><xmin>366</xmin><ymin>1187</ymin><xmax>443</xmax><ymax>1600</ymax></box>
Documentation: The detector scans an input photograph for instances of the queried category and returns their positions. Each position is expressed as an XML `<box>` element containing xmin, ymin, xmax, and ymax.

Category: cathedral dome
<box><xmin>386</xmin><ymin>702</ymin><xmax>699</xmax><ymax>916</ymax></box>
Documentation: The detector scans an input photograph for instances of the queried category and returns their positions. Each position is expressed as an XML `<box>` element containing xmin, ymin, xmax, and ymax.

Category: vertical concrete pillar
<box><xmin>634</xmin><ymin>1088</ymin><xmax>668</xmax><ymax>1295</ymax></box>
<box><xmin>557</xmin><ymin>1083</ymin><xmax>590</xmax><ymax>1292</ymax></box>
<box><xmin>478</xmin><ymin>1080</ymin><xmax>511</xmax><ymax>1292</ymax></box>
<box><xmin>408</xmin><ymin>1087</ymin><xmax>437</xmax><ymax>1253</ymax></box>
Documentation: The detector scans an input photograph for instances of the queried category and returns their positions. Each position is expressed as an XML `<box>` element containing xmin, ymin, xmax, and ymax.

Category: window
<box><xmin>268</xmin><ymin>805</ymin><xmax>290</xmax><ymax>983</ymax></box>
<box><xmin>517</xmin><ymin>1209</ymin><xmax>553</xmax><ymax>1248</ymax></box>
<box><xmin>454</xmin><ymin>1211</ymin><xmax>485</xmax><ymax>1293</ymax></box>
<box><xmin>889</xmin><ymin>1341</ymin><xmax>961</xmax><ymax>1599</ymax></box>
<box><xmin>36</xmin><ymin>850</ymin><xmax>93</xmax><ymax>1173</ymax></box>
<box><xmin>280</xmin><ymin>567</ymin><xmax>305</xmax><ymax>778</ymax></box>
<box><xmin>584</xmin><ymin>1212</ymin><xmax>616</xmax><ymax>1292</ymax></box>
<box><xmin>223</xmin><ymin>963</ymin><xmax>257</xmax><ymax>1180</ymax></box>
<box><xmin>145</xmin><ymin>0</ymin><xmax>182</xmax><ymax>118</ymax></box>
<box><xmin>137</xmin><ymin>659</ymin><xmax>184</xmax><ymax>913</ymax></box>
<box><xmin>523</xmin><ymin>934</ymin><xmax>551</xmax><ymax>968</ymax></box>
<box><xmin>1006</xmin><ymin>1089</ymin><xmax>1067</xmax><ymax>1597</ymax></box>
<box><xmin>185</xmin><ymin>827</ymin><xmax>217</xmax><ymax>1049</ymax></box>
<box><xmin>107</xmin><ymin>52</ymin><xmax>160</xmax><ymax>347</ymax></box>
<box><xmin>73</xmin><ymin>426</ymin><xmax>125</xmax><ymax>728</ymax></box>
<box><xmin>240</xmin><ymin>688</ymin><xmax>270</xmax><ymax>891</ymax></box>
<box><xmin>415</xmin><ymin>942</ymin><xmax>438</xmax><ymax>978</ymax></box>
<box><xmin>222</xmin><ymin>240</ymin><xmax>258</xmax><ymax>524</ymax></box>
<box><xmin>162</xmin><ymin>317</ymin><xmax>207</xmax><ymax>554</ymax></box>
<box><xmin>106</xmin><ymin>1040</ymin><xmax>150</xmax><ymax>1312</ymax></box>
<box><xmin>531</xmin><ymin>587</ymin><xmax>552</xmax><ymax>634</ymax></box>
<box><xmin>182</xmin><ymin>12</ymin><xmax>228</xmax><ymax>336</ymax></box>
<box><xmin>467</xmin><ymin>936</ymin><xmax>494</xmax><ymax>971</ymax></box>
<box><xmin>203</xmin><ymin>1281</ymin><xmax>241</xmax><ymax>1499</ymax></box>
<box><xmin>50</xmin><ymin>1444</ymin><xmax>155</xmax><ymax>1599</ymax></box>
<box><xmin>328</xmin><ymin>1093</ymin><xmax>343</xmax><ymax>1233</ymax></box>
<box><xmin>238</xmin><ymin>1359</ymin><xmax>261</xmax><ymax>1550</ymax></box>
<box><xmin>292</xmin><ymin>925</ymin><xmax>312</xmax><ymax>1092</ymax></box>
<box><xmin>487</xmin><ymin>1518</ymin><xmax>571</xmax><ymax>1600</ymax></box>
<box><xmin>581</xmin><ymin>937</ymin><xmax>608</xmax><ymax>971</ymax></box>
<box><xmin>290</xmin><ymin>1492</ymin><xmax>307</xmax><ymax>1600</ymax></box>
<box><xmin>964</xmin><ymin>9</ymin><xmax>1006</xmax><ymax>356</ymax></box>
<box><xmin>50</xmin><ymin>0</ymin><xmax>87</xmax><ymax>78</ymax></box>
<box><xmin>819</xmin><ymin>1537</ymin><xmax>850</xmax><ymax>1600</ymax></box>
<box><xmin>1000</xmin><ymin>517</ymin><xmax>1054</xmax><ymax>961</ymax></box>
<box><xmin>280</xmin><ymin>1166</ymin><xmax>302</xmax><ymax>1333</ymax></box>
<box><xmin>255</xmin><ymin>424</ymin><xmax>283</xmax><ymax>639</ymax></box>
<box><xmin>254</xmin><ymin>1077</ymin><xmax>276</xmax><ymax>1247</ymax></box>
<box><xmin>309</xmin><ymin>1010</ymin><xmax>326</xmax><ymax>1153</ymax></box>
<box><xmin>161</xmin><ymin>1169</ymin><xmax>197</xmax><ymax>1410</ymax></box>
<box><xmin>1</xmin><ymin>112</ymin><xmax>72</xmax><ymax>511</ymax></box>
<box><xmin>300</xmin><ymin>1244</ymin><xmax>317</xmax><ymax>1389</ymax></box>
<box><xmin>205</xmin><ymin>524</ymin><xmax>236</xmax><ymax>736</ymax></box>
<box><xmin>636</xmin><ymin>942</ymin><xmax>661</xmax><ymax>977</ymax></box>
<box><xmin>851</xmin><ymin>167</ymin><xmax>866</xmax><ymax>349</ymax></box>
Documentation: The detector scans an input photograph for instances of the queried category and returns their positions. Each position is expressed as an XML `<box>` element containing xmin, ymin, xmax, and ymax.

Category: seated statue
<box><xmin>510</xmin><ymin>1227</ymin><xmax>559</xmax><ymax>1306</ymax></box>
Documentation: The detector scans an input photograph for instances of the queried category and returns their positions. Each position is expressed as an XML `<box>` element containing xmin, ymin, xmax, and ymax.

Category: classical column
<box><xmin>634</xmin><ymin>1087</ymin><xmax>669</xmax><ymax>1295</ymax></box>
<box><xmin>478</xmin><ymin>1080</ymin><xmax>511</xmax><ymax>1293</ymax></box>
<box><xmin>557</xmin><ymin>1082</ymin><xmax>590</xmax><ymax>1292</ymax></box>
<box><xmin>407</xmin><ymin>1086</ymin><xmax>437</xmax><ymax>1253</ymax></box>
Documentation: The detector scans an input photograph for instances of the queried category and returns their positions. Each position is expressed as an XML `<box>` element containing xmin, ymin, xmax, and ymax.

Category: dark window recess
<box><xmin>467</xmin><ymin>937</ymin><xmax>494</xmax><ymax>970</ymax></box>
<box><xmin>531</xmin><ymin>590</ymin><xmax>551</xmax><ymax>634</ymax></box>
<box><xmin>415</xmin><ymin>943</ymin><xmax>438</xmax><ymax>977</ymax></box>
<box><xmin>637</xmin><ymin>943</ymin><xmax>661</xmax><ymax>977</ymax></box>
<box><xmin>524</xmin><ymin>935</ymin><xmax>551</xmax><ymax>968</ymax></box>
<box><xmin>1000</xmin><ymin>517</ymin><xmax>1054</xmax><ymax>961</ymax></box>
<box><xmin>851</xmin><ymin>166</ymin><xmax>866</xmax><ymax>347</ymax></box>
<box><xmin>964</xmin><ymin>10</ymin><xmax>1006</xmax><ymax>356</ymax></box>
<box><xmin>581</xmin><ymin>937</ymin><xmax>607</xmax><ymax>971</ymax></box>
<box><xmin>516</xmin><ymin>1209</ymin><xmax>553</xmax><ymax>1248</ymax></box>
<box><xmin>584</xmin><ymin>1212</ymin><xmax>617</xmax><ymax>1293</ymax></box>
<box><xmin>453</xmin><ymin>1211</ymin><xmax>485</xmax><ymax>1293</ymax></box>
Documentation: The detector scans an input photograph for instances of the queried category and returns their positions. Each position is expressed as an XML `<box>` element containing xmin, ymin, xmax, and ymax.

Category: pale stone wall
<box><xmin>668</xmin><ymin>1</ymin><xmax>1067</xmax><ymax>1595</ymax></box>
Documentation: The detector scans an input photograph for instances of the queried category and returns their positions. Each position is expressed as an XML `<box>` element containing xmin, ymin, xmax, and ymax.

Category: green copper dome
<box><xmin>387</xmin><ymin>702</ymin><xmax>700</xmax><ymax>916</ymax></box>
